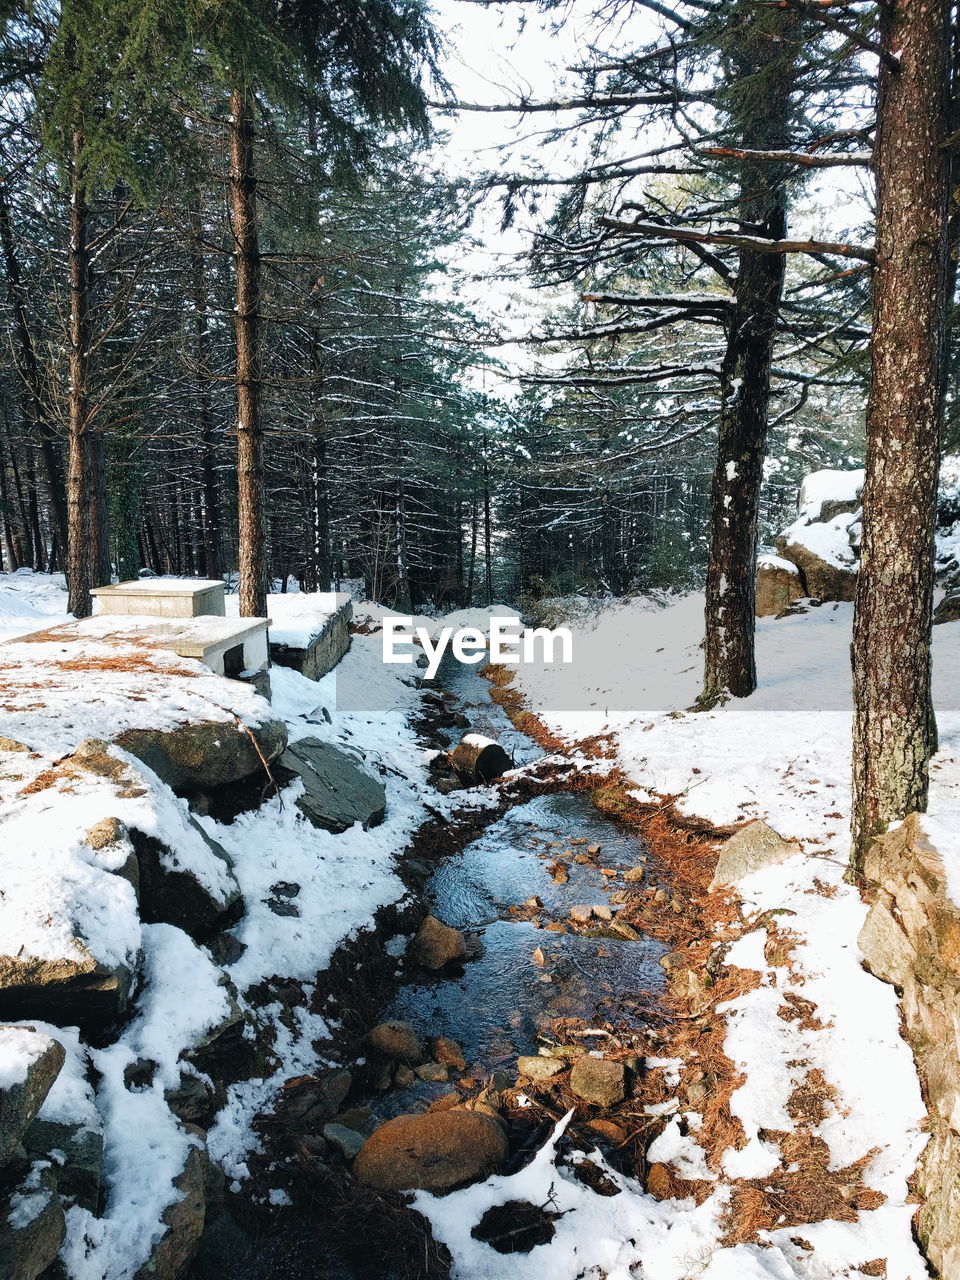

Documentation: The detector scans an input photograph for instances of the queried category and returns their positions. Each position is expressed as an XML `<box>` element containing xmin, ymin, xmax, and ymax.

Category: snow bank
<box><xmin>491</xmin><ymin>593</ymin><xmax>960</xmax><ymax>1278</ymax></box>
<box><xmin>0</xmin><ymin>570</ymin><xmax>70</xmax><ymax>643</ymax></box>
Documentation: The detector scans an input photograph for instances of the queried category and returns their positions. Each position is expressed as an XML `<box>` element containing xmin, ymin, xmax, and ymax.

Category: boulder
<box><xmin>24</xmin><ymin>1115</ymin><xmax>103</xmax><ymax>1212</ymax></box>
<box><xmin>366</xmin><ymin>1021</ymin><xmax>424</xmax><ymax>1063</ymax></box>
<box><xmin>710</xmin><ymin>819</ymin><xmax>801</xmax><ymax>891</ymax></box>
<box><xmin>755</xmin><ymin>555</ymin><xmax>804</xmax><ymax>618</ymax></box>
<box><xmin>283</xmin><ymin>1070</ymin><xmax>354</xmax><ymax>1132</ymax></box>
<box><xmin>569</xmin><ymin>1057</ymin><xmax>626</xmax><ymax>1108</ymax></box>
<box><xmin>934</xmin><ymin>591</ymin><xmax>960</xmax><ymax>625</ymax></box>
<box><xmin>797</xmin><ymin>468</ymin><xmax>864</xmax><ymax>524</ymax></box>
<box><xmin>0</xmin><ymin>928</ymin><xmax>134</xmax><ymax>1033</ymax></box>
<box><xmin>117</xmin><ymin>714</ymin><xmax>288</xmax><ymax>791</ymax></box>
<box><xmin>133</xmin><ymin>1137</ymin><xmax>206</xmax><ymax>1280</ymax></box>
<box><xmin>0</xmin><ymin>1164</ymin><xmax>65</xmax><ymax>1280</ymax></box>
<box><xmin>164</xmin><ymin>1072</ymin><xmax>216</xmax><ymax>1128</ymax></box>
<box><xmin>280</xmin><ymin>738</ymin><xmax>386</xmax><ymax>834</ymax></box>
<box><xmin>0</xmin><ymin>736</ymin><xmax>29</xmax><ymax>753</ymax></box>
<box><xmin>353</xmin><ymin>1110</ymin><xmax>509</xmax><ymax>1193</ymax></box>
<box><xmin>410</xmin><ymin>916</ymin><xmax>467</xmax><ymax>970</ymax></box>
<box><xmin>432</xmin><ymin>1037</ymin><xmax>466</xmax><ymax>1070</ymax></box>
<box><xmin>130</xmin><ymin>818</ymin><xmax>241</xmax><ymax>939</ymax></box>
<box><xmin>0</xmin><ymin>1030</ymin><xmax>65</xmax><ymax>1167</ymax></box>
<box><xmin>776</xmin><ymin>513</ymin><xmax>858</xmax><ymax>602</ymax></box>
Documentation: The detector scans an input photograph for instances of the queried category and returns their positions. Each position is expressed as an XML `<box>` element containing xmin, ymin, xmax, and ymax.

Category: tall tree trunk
<box><xmin>307</xmin><ymin>319</ymin><xmax>331</xmax><ymax>593</ymax></box>
<box><xmin>66</xmin><ymin>132</ymin><xmax>95</xmax><ymax>617</ymax></box>
<box><xmin>230</xmin><ymin>86</ymin><xmax>267</xmax><ymax>616</ymax></box>
<box><xmin>483</xmin><ymin>442</ymin><xmax>493</xmax><ymax>605</ymax></box>
<box><xmin>850</xmin><ymin>0</ymin><xmax>950</xmax><ymax>868</ymax></box>
<box><xmin>700</xmin><ymin>10</ymin><xmax>797</xmax><ymax>703</ymax></box>
<box><xmin>0</xmin><ymin>186</ymin><xmax>69</xmax><ymax>558</ymax></box>
<box><xmin>189</xmin><ymin>207</ymin><xmax>222</xmax><ymax>580</ymax></box>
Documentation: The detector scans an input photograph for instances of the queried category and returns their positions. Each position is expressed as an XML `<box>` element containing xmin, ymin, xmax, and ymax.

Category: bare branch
<box><xmin>597</xmin><ymin>216</ymin><xmax>876</xmax><ymax>263</ymax></box>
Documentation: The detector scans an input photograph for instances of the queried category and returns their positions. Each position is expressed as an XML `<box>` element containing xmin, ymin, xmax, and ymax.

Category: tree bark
<box><xmin>66</xmin><ymin>131</ymin><xmax>96</xmax><ymax>618</ymax></box>
<box><xmin>850</xmin><ymin>0</ymin><xmax>950</xmax><ymax>869</ymax></box>
<box><xmin>701</xmin><ymin>12</ymin><xmax>797</xmax><ymax>703</ymax></box>
<box><xmin>230</xmin><ymin>86</ymin><xmax>268</xmax><ymax>616</ymax></box>
<box><xmin>189</xmin><ymin>206</ymin><xmax>222</xmax><ymax>580</ymax></box>
<box><xmin>0</xmin><ymin>185</ymin><xmax>69</xmax><ymax>560</ymax></box>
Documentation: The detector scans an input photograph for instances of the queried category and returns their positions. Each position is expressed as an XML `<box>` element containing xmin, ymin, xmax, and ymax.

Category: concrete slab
<box><xmin>91</xmin><ymin>578</ymin><xmax>226</xmax><ymax>619</ymax></box>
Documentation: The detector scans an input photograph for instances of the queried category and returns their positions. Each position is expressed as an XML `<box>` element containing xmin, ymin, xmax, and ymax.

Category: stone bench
<box><xmin>91</xmin><ymin>578</ymin><xmax>226</xmax><ymax>618</ymax></box>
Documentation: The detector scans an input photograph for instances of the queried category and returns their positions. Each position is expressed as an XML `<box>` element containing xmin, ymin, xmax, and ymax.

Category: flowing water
<box><xmin>369</xmin><ymin>652</ymin><xmax>666</xmax><ymax>1116</ymax></box>
<box><xmin>229</xmin><ymin>654</ymin><xmax>665</xmax><ymax>1278</ymax></box>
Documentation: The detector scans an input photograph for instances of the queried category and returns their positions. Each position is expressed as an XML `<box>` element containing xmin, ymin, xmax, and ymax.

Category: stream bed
<box><xmin>229</xmin><ymin>654</ymin><xmax>667</xmax><ymax>1279</ymax></box>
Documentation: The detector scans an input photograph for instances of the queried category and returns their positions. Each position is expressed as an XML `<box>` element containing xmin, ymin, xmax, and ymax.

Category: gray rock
<box><xmin>934</xmin><ymin>591</ymin><xmax>960</xmax><ymax>625</ymax></box>
<box><xmin>283</xmin><ymin>1070</ymin><xmax>353</xmax><ymax>1132</ymax></box>
<box><xmin>322</xmin><ymin>1123</ymin><xmax>365</xmax><ymax>1161</ymax></box>
<box><xmin>710</xmin><ymin>819</ymin><xmax>802</xmax><ymax>891</ymax></box>
<box><xmin>132</xmin><ymin>1138</ymin><xmax>206</xmax><ymax>1280</ymax></box>
<box><xmin>569</xmin><ymin>1057</ymin><xmax>626</xmax><ymax>1108</ymax></box>
<box><xmin>25</xmin><ymin>1117</ymin><xmax>103</xmax><ymax>1212</ymax></box>
<box><xmin>0</xmin><ymin>1163</ymin><xmax>65</xmax><ymax>1280</ymax></box>
<box><xmin>117</xmin><ymin>715</ymin><xmax>288</xmax><ymax>790</ymax></box>
<box><xmin>0</xmin><ymin>1029</ymin><xmax>66</xmax><ymax>1165</ymax></box>
<box><xmin>516</xmin><ymin>1056</ymin><xmax>564</xmax><ymax>1082</ymax></box>
<box><xmin>131</xmin><ymin>818</ymin><xmax>241</xmax><ymax>939</ymax></box>
<box><xmin>281</xmin><ymin>738</ymin><xmax>385</xmax><ymax>833</ymax></box>
<box><xmin>164</xmin><ymin>1072</ymin><xmax>216</xmax><ymax>1127</ymax></box>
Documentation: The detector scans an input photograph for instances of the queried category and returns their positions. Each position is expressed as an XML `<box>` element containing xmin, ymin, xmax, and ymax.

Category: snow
<box><xmin>226</xmin><ymin>589</ymin><xmax>348</xmax><ymax>648</ymax></box>
<box><xmin>0</xmin><ymin>573</ymin><xmax>452</xmax><ymax>1277</ymax></box>
<box><xmin>0</xmin><ymin>1026</ymin><xmax>56</xmax><ymax>1089</ymax></box>
<box><xmin>7</xmin><ymin>1162</ymin><xmax>53</xmax><ymax>1229</ymax></box>
<box><xmin>757</xmin><ymin>553</ymin><xmax>800</xmax><ymax>576</ymax></box>
<box><xmin>0</xmin><ymin>627</ymin><xmax>277</xmax><ymax>754</ymax></box>
<box><xmin>101</xmin><ymin>577</ymin><xmax>223</xmax><ymax>593</ymax></box>
<box><xmin>781</xmin><ymin>513</ymin><xmax>858</xmax><ymax>571</ymax></box>
<box><xmin>798</xmin><ymin>469</ymin><xmax>864</xmax><ymax>522</ymax></box>
<box><xmin>0</xmin><ymin>570</ymin><xmax>69</xmax><ymax>642</ymax></box>
<box><xmin>918</xmin><ymin>813</ymin><xmax>960</xmax><ymax>909</ymax></box>
<box><xmin>479</xmin><ymin>590</ymin><xmax>958</xmax><ymax>1279</ymax></box>
<box><xmin>0</xmin><ymin>571</ymin><xmax>954</xmax><ymax>1277</ymax></box>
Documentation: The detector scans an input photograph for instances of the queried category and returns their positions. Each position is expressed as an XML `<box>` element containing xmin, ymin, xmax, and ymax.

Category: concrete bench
<box><xmin>91</xmin><ymin>578</ymin><xmax>226</xmax><ymax>618</ymax></box>
<box><xmin>269</xmin><ymin>594</ymin><xmax>353</xmax><ymax>681</ymax></box>
<box><xmin>81</xmin><ymin>616</ymin><xmax>272</xmax><ymax>696</ymax></box>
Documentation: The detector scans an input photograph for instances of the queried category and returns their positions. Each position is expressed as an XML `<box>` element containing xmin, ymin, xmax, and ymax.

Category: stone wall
<box><xmin>270</xmin><ymin>597</ymin><xmax>352</xmax><ymax>681</ymax></box>
<box><xmin>859</xmin><ymin>813</ymin><xmax>960</xmax><ymax>1278</ymax></box>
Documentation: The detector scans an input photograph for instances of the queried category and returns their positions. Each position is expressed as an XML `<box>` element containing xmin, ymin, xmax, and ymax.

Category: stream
<box><xmin>229</xmin><ymin>654</ymin><xmax>667</xmax><ymax>1280</ymax></box>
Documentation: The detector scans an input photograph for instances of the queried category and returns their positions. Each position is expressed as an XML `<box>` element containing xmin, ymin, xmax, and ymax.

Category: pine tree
<box><xmin>850</xmin><ymin>0</ymin><xmax>951</xmax><ymax>869</ymax></box>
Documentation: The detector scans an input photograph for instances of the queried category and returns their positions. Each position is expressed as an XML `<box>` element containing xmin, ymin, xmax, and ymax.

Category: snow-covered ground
<box><xmin>2</xmin><ymin>572</ymin><xmax>956</xmax><ymax>1278</ymax></box>
<box><xmin>0</xmin><ymin>573</ymin><xmax>490</xmax><ymax>1278</ymax></box>
<box><xmin>412</xmin><ymin>594</ymin><xmax>960</xmax><ymax>1280</ymax></box>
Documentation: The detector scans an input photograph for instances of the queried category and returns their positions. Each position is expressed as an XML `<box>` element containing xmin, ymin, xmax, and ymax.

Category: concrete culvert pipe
<box><xmin>449</xmin><ymin>733</ymin><xmax>513</xmax><ymax>784</ymax></box>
